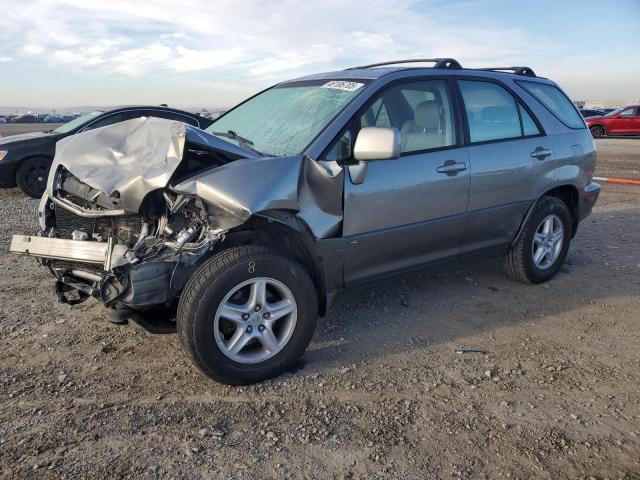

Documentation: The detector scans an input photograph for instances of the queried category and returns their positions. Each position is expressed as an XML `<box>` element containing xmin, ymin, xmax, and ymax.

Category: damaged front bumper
<box><xmin>11</xmin><ymin>184</ymin><xmax>223</xmax><ymax>308</ymax></box>
<box><xmin>10</xmin><ymin>235</ymin><xmax>128</xmax><ymax>269</ymax></box>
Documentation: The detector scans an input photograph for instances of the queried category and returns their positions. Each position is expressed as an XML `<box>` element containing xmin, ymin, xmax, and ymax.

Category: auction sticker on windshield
<box><xmin>321</xmin><ymin>81</ymin><xmax>365</xmax><ymax>92</ymax></box>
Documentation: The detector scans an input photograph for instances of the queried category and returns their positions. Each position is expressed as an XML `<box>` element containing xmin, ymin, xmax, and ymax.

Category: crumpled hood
<box><xmin>0</xmin><ymin>130</ymin><xmax>55</xmax><ymax>146</ymax></box>
<box><xmin>47</xmin><ymin>116</ymin><xmax>255</xmax><ymax>212</ymax></box>
<box><xmin>47</xmin><ymin>116</ymin><xmax>344</xmax><ymax>239</ymax></box>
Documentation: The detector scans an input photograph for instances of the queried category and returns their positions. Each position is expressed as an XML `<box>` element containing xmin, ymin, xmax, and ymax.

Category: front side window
<box><xmin>358</xmin><ymin>79</ymin><xmax>457</xmax><ymax>154</ymax></box>
<box><xmin>206</xmin><ymin>79</ymin><xmax>369</xmax><ymax>157</ymax></box>
<box><xmin>517</xmin><ymin>80</ymin><xmax>585</xmax><ymax>129</ymax></box>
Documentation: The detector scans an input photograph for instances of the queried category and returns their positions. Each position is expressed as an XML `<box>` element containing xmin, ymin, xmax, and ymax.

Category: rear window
<box><xmin>517</xmin><ymin>81</ymin><xmax>585</xmax><ymax>129</ymax></box>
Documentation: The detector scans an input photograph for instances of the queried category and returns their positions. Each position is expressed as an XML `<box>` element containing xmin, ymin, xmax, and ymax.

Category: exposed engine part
<box><xmin>72</xmin><ymin>230</ymin><xmax>89</xmax><ymax>241</ymax></box>
<box><xmin>176</xmin><ymin>226</ymin><xmax>197</xmax><ymax>244</ymax></box>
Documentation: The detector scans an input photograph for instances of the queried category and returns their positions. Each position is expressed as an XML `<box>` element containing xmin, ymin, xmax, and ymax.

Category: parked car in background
<box><xmin>585</xmin><ymin>105</ymin><xmax>640</xmax><ymax>138</ymax></box>
<box><xmin>0</xmin><ymin>106</ymin><xmax>214</xmax><ymax>197</ymax></box>
<box><xmin>0</xmin><ymin>117</ymin><xmax>6</xmax><ymax>124</ymax></box>
<box><xmin>10</xmin><ymin>58</ymin><xmax>600</xmax><ymax>384</ymax></box>
<box><xmin>11</xmin><ymin>114</ymin><xmax>39</xmax><ymax>123</ymax></box>
<box><xmin>600</xmin><ymin>108</ymin><xmax>617</xmax><ymax>114</ymax></box>
<box><xmin>44</xmin><ymin>115</ymin><xmax>65</xmax><ymax>123</ymax></box>
<box><xmin>579</xmin><ymin>109</ymin><xmax>604</xmax><ymax>118</ymax></box>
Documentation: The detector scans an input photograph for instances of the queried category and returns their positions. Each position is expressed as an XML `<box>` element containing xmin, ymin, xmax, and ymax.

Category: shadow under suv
<box><xmin>10</xmin><ymin>58</ymin><xmax>600</xmax><ymax>384</ymax></box>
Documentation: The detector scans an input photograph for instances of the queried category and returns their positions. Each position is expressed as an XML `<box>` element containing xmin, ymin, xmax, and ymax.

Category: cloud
<box><xmin>0</xmin><ymin>56</ymin><xmax>12</xmax><ymax>63</ymax></box>
<box><xmin>1</xmin><ymin>0</ymin><xmax>547</xmax><ymax>80</ymax></box>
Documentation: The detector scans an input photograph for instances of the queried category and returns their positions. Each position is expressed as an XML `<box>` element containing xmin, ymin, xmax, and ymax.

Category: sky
<box><xmin>0</xmin><ymin>0</ymin><xmax>638</xmax><ymax>109</ymax></box>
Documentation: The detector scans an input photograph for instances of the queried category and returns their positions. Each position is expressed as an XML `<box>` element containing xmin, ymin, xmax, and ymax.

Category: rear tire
<box><xmin>16</xmin><ymin>157</ymin><xmax>51</xmax><ymax>198</ymax></box>
<box><xmin>177</xmin><ymin>245</ymin><xmax>318</xmax><ymax>385</ymax></box>
<box><xmin>590</xmin><ymin>125</ymin><xmax>605</xmax><ymax>139</ymax></box>
<box><xmin>504</xmin><ymin>196</ymin><xmax>572</xmax><ymax>284</ymax></box>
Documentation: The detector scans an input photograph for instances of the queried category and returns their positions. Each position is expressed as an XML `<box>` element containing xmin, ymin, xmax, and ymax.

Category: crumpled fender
<box><xmin>174</xmin><ymin>154</ymin><xmax>344</xmax><ymax>238</ymax></box>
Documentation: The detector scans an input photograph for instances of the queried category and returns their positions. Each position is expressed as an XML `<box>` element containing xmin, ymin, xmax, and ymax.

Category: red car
<box><xmin>585</xmin><ymin>105</ymin><xmax>640</xmax><ymax>138</ymax></box>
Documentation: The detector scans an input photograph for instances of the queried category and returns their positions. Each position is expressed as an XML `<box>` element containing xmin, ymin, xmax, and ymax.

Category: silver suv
<box><xmin>11</xmin><ymin>58</ymin><xmax>600</xmax><ymax>384</ymax></box>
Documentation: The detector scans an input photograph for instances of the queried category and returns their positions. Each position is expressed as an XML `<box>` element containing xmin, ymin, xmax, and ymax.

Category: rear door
<box><xmin>339</xmin><ymin>78</ymin><xmax>470</xmax><ymax>284</ymax></box>
<box><xmin>457</xmin><ymin>78</ymin><xmax>553</xmax><ymax>254</ymax></box>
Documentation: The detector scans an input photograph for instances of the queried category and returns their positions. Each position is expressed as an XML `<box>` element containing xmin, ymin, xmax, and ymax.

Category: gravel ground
<box><xmin>0</xmin><ymin>138</ymin><xmax>639</xmax><ymax>479</ymax></box>
<box><xmin>0</xmin><ymin>124</ymin><xmax>63</xmax><ymax>137</ymax></box>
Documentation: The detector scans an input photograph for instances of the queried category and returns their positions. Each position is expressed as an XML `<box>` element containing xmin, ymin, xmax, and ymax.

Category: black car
<box><xmin>579</xmin><ymin>109</ymin><xmax>605</xmax><ymax>118</ymax></box>
<box><xmin>0</xmin><ymin>106</ymin><xmax>213</xmax><ymax>197</ymax></box>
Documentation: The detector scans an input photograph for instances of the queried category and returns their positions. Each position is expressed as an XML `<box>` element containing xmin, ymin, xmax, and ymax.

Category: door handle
<box><xmin>437</xmin><ymin>160</ymin><xmax>467</xmax><ymax>174</ymax></box>
<box><xmin>530</xmin><ymin>147</ymin><xmax>552</xmax><ymax>159</ymax></box>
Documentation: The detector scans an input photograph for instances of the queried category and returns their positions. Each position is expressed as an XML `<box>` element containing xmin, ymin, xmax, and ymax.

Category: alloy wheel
<box><xmin>213</xmin><ymin>277</ymin><xmax>297</xmax><ymax>364</ymax></box>
<box><xmin>532</xmin><ymin>214</ymin><xmax>564</xmax><ymax>270</ymax></box>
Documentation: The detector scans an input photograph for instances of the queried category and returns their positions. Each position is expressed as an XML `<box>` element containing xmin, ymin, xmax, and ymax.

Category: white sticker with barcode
<box><xmin>321</xmin><ymin>81</ymin><xmax>364</xmax><ymax>92</ymax></box>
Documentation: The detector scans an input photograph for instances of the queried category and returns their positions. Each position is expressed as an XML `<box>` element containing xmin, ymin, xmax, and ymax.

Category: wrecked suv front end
<box><xmin>10</xmin><ymin>117</ymin><xmax>257</xmax><ymax>308</ymax></box>
<box><xmin>10</xmin><ymin>78</ymin><xmax>360</xmax><ymax>385</ymax></box>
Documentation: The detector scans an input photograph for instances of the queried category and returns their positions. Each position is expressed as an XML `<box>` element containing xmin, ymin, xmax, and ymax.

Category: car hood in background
<box><xmin>0</xmin><ymin>130</ymin><xmax>57</xmax><ymax>146</ymax></box>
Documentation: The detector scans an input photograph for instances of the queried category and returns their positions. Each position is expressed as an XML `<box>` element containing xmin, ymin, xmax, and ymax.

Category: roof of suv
<box><xmin>286</xmin><ymin>58</ymin><xmax>553</xmax><ymax>84</ymax></box>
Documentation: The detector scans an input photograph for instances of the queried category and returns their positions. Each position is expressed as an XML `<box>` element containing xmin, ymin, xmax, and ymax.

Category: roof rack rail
<box><xmin>346</xmin><ymin>58</ymin><xmax>462</xmax><ymax>70</ymax></box>
<box><xmin>478</xmin><ymin>66</ymin><xmax>536</xmax><ymax>77</ymax></box>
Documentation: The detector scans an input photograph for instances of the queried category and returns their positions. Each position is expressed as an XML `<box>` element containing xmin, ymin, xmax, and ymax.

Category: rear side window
<box><xmin>459</xmin><ymin>80</ymin><xmax>539</xmax><ymax>142</ymax></box>
<box><xmin>517</xmin><ymin>81</ymin><xmax>584</xmax><ymax>129</ymax></box>
<box><xmin>520</xmin><ymin>106</ymin><xmax>541</xmax><ymax>136</ymax></box>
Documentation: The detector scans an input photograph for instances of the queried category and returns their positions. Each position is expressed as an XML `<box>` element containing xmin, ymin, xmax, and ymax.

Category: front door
<box><xmin>340</xmin><ymin>78</ymin><xmax>470</xmax><ymax>285</ymax></box>
<box><xmin>608</xmin><ymin>107</ymin><xmax>638</xmax><ymax>134</ymax></box>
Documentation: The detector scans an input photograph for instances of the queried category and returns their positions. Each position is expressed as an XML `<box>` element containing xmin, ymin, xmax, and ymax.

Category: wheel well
<box><xmin>221</xmin><ymin>214</ymin><xmax>329</xmax><ymax>316</ymax></box>
<box><xmin>15</xmin><ymin>155</ymin><xmax>53</xmax><ymax>177</ymax></box>
<box><xmin>589</xmin><ymin>123</ymin><xmax>605</xmax><ymax>131</ymax></box>
<box><xmin>544</xmin><ymin>185</ymin><xmax>579</xmax><ymax>236</ymax></box>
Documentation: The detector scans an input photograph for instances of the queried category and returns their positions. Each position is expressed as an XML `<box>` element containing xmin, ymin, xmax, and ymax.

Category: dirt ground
<box><xmin>0</xmin><ymin>124</ymin><xmax>63</xmax><ymax>137</ymax></box>
<box><xmin>0</xmin><ymin>133</ymin><xmax>639</xmax><ymax>479</ymax></box>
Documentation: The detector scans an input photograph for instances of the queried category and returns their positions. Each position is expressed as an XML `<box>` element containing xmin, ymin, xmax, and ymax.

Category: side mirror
<box><xmin>353</xmin><ymin>127</ymin><xmax>401</xmax><ymax>161</ymax></box>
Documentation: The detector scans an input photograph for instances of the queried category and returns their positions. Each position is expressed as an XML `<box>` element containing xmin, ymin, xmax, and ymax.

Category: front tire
<box><xmin>177</xmin><ymin>246</ymin><xmax>318</xmax><ymax>385</ymax></box>
<box><xmin>16</xmin><ymin>157</ymin><xmax>51</xmax><ymax>198</ymax></box>
<box><xmin>590</xmin><ymin>125</ymin><xmax>605</xmax><ymax>139</ymax></box>
<box><xmin>504</xmin><ymin>196</ymin><xmax>572</xmax><ymax>284</ymax></box>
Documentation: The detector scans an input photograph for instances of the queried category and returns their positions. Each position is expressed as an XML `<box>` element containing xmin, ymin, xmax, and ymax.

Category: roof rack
<box><xmin>477</xmin><ymin>66</ymin><xmax>536</xmax><ymax>77</ymax></box>
<box><xmin>345</xmin><ymin>58</ymin><xmax>463</xmax><ymax>70</ymax></box>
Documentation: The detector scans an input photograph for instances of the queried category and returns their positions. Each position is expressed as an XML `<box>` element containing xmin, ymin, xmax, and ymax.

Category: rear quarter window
<box><xmin>517</xmin><ymin>81</ymin><xmax>585</xmax><ymax>129</ymax></box>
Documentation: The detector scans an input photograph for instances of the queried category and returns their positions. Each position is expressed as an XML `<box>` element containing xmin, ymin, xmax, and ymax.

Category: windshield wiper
<box><xmin>211</xmin><ymin>130</ymin><xmax>263</xmax><ymax>156</ymax></box>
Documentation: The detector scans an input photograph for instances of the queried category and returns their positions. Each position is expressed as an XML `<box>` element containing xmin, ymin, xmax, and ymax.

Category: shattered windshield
<box><xmin>205</xmin><ymin>79</ymin><xmax>369</xmax><ymax>157</ymax></box>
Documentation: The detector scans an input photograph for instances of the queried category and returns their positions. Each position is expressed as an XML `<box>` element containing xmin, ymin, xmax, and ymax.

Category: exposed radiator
<box><xmin>54</xmin><ymin>204</ymin><xmax>143</xmax><ymax>247</ymax></box>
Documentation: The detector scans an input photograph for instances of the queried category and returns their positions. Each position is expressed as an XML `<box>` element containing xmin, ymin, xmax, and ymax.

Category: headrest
<box><xmin>414</xmin><ymin>100</ymin><xmax>440</xmax><ymax>129</ymax></box>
